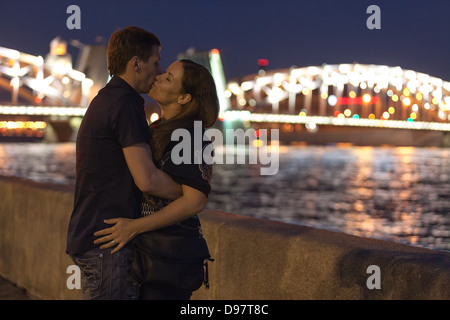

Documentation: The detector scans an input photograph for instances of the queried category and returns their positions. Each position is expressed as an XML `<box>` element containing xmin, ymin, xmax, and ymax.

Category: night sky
<box><xmin>1</xmin><ymin>0</ymin><xmax>449</xmax><ymax>81</ymax></box>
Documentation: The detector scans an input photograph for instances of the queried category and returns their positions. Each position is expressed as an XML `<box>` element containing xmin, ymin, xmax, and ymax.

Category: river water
<box><xmin>0</xmin><ymin>142</ymin><xmax>449</xmax><ymax>252</ymax></box>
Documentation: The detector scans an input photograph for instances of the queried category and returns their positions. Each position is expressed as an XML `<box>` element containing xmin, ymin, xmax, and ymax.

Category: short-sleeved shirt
<box><xmin>140</xmin><ymin>125</ymin><xmax>213</xmax><ymax>226</ymax></box>
<box><xmin>66</xmin><ymin>76</ymin><xmax>149</xmax><ymax>255</ymax></box>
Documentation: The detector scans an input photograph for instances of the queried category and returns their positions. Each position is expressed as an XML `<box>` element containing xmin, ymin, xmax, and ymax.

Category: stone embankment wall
<box><xmin>0</xmin><ymin>177</ymin><xmax>449</xmax><ymax>300</ymax></box>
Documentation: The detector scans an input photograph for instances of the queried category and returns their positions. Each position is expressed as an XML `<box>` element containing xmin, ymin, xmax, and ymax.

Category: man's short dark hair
<box><xmin>107</xmin><ymin>26</ymin><xmax>161</xmax><ymax>76</ymax></box>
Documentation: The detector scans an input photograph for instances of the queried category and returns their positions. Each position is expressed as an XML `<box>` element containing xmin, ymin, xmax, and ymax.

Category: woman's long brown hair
<box><xmin>149</xmin><ymin>59</ymin><xmax>219</xmax><ymax>163</ymax></box>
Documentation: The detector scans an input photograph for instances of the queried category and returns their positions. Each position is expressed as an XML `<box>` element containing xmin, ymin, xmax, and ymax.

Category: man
<box><xmin>66</xmin><ymin>26</ymin><xmax>181</xmax><ymax>300</ymax></box>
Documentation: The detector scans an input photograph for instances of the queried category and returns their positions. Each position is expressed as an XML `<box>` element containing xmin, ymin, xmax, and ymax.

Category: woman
<box><xmin>93</xmin><ymin>59</ymin><xmax>219</xmax><ymax>299</ymax></box>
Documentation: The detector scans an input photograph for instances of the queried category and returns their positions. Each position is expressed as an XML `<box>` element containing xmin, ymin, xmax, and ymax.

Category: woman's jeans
<box><xmin>70</xmin><ymin>246</ymin><xmax>141</xmax><ymax>300</ymax></box>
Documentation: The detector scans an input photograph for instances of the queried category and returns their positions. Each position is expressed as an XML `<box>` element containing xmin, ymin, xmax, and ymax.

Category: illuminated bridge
<box><xmin>1</xmin><ymin>41</ymin><xmax>450</xmax><ymax>146</ymax></box>
<box><xmin>0</xmin><ymin>40</ymin><xmax>95</xmax><ymax>142</ymax></box>
<box><xmin>222</xmin><ymin>63</ymin><xmax>450</xmax><ymax>146</ymax></box>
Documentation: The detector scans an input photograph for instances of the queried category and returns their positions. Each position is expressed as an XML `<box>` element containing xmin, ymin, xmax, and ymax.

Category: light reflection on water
<box><xmin>0</xmin><ymin>142</ymin><xmax>449</xmax><ymax>252</ymax></box>
<box><xmin>0</xmin><ymin>143</ymin><xmax>76</xmax><ymax>185</ymax></box>
<box><xmin>207</xmin><ymin>145</ymin><xmax>450</xmax><ymax>252</ymax></box>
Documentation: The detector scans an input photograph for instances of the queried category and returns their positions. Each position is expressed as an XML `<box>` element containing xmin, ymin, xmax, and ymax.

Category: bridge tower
<box><xmin>177</xmin><ymin>48</ymin><xmax>230</xmax><ymax>113</ymax></box>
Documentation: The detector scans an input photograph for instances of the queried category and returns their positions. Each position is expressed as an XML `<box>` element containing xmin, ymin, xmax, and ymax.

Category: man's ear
<box><xmin>130</xmin><ymin>56</ymin><xmax>140</xmax><ymax>71</ymax></box>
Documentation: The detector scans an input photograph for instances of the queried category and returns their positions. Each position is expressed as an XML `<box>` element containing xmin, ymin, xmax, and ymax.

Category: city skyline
<box><xmin>1</xmin><ymin>0</ymin><xmax>449</xmax><ymax>82</ymax></box>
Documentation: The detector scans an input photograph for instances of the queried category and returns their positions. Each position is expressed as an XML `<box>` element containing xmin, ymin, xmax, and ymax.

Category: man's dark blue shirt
<box><xmin>66</xmin><ymin>76</ymin><xmax>149</xmax><ymax>254</ymax></box>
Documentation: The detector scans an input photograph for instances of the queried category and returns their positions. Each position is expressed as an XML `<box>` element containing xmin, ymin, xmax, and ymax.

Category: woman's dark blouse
<box><xmin>141</xmin><ymin>126</ymin><xmax>212</xmax><ymax>226</ymax></box>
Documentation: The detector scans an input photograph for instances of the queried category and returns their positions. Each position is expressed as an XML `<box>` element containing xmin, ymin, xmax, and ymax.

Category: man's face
<box><xmin>136</xmin><ymin>46</ymin><xmax>161</xmax><ymax>94</ymax></box>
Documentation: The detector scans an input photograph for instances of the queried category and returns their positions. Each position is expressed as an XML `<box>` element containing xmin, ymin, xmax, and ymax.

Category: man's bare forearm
<box><xmin>123</xmin><ymin>143</ymin><xmax>182</xmax><ymax>199</ymax></box>
<box><xmin>144</xmin><ymin>169</ymin><xmax>182</xmax><ymax>200</ymax></box>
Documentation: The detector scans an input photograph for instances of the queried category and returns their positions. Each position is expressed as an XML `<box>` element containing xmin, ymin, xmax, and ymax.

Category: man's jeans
<box><xmin>70</xmin><ymin>246</ymin><xmax>141</xmax><ymax>300</ymax></box>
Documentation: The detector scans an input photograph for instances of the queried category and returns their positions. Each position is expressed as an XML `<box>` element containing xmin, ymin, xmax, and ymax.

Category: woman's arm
<box><xmin>93</xmin><ymin>184</ymin><xmax>207</xmax><ymax>253</ymax></box>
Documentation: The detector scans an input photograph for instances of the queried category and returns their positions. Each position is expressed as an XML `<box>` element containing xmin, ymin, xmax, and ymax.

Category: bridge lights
<box><xmin>257</xmin><ymin>59</ymin><xmax>269</xmax><ymax>68</ymax></box>
<box><xmin>228</xmin><ymin>83</ymin><xmax>241</xmax><ymax>95</ymax></box>
<box><xmin>305</xmin><ymin>122</ymin><xmax>317</xmax><ymax>132</ymax></box>
<box><xmin>301</xmin><ymin>88</ymin><xmax>310</xmax><ymax>95</ymax></box>
<box><xmin>362</xmin><ymin>94</ymin><xmax>372</xmax><ymax>103</ymax></box>
<box><xmin>257</xmin><ymin>59</ymin><xmax>269</xmax><ymax>75</ymax></box>
<box><xmin>327</xmin><ymin>95</ymin><xmax>337</xmax><ymax>106</ymax></box>
<box><xmin>268</xmin><ymin>87</ymin><xmax>284</xmax><ymax>104</ymax></box>
<box><xmin>402</xmin><ymin>97</ymin><xmax>411</xmax><ymax>106</ymax></box>
<box><xmin>241</xmin><ymin>81</ymin><xmax>253</xmax><ymax>91</ymax></box>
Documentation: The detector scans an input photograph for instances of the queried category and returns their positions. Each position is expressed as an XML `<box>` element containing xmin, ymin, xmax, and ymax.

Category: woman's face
<box><xmin>149</xmin><ymin>61</ymin><xmax>185</xmax><ymax>106</ymax></box>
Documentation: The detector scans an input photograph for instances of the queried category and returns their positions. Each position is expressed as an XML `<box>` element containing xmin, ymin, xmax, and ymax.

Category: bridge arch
<box><xmin>225</xmin><ymin>63</ymin><xmax>450</xmax><ymax>124</ymax></box>
<box><xmin>0</xmin><ymin>45</ymin><xmax>93</xmax><ymax>106</ymax></box>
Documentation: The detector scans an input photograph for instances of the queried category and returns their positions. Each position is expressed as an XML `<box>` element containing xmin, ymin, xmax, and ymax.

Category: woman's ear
<box><xmin>178</xmin><ymin>93</ymin><xmax>192</xmax><ymax>105</ymax></box>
